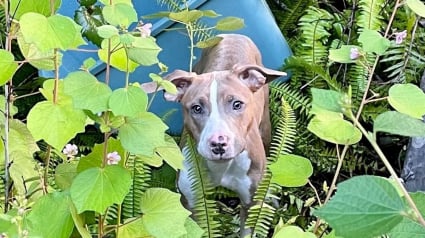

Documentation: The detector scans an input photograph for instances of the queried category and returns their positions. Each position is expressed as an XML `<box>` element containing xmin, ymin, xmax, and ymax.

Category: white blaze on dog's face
<box><xmin>161</xmin><ymin>65</ymin><xmax>286</xmax><ymax>161</ymax></box>
<box><xmin>188</xmin><ymin>74</ymin><xmax>254</xmax><ymax>160</ymax></box>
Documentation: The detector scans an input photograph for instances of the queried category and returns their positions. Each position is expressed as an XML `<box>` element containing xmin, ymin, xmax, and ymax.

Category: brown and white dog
<box><xmin>145</xmin><ymin>34</ymin><xmax>286</xmax><ymax>236</ymax></box>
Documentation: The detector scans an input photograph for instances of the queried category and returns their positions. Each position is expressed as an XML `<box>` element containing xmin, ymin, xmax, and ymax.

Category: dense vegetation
<box><xmin>1</xmin><ymin>0</ymin><xmax>425</xmax><ymax>237</ymax></box>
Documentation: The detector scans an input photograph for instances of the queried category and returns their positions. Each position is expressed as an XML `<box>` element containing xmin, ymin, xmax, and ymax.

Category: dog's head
<box><xmin>143</xmin><ymin>64</ymin><xmax>286</xmax><ymax>161</ymax></box>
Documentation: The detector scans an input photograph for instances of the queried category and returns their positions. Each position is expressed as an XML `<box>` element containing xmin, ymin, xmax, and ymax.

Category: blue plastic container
<box><xmin>41</xmin><ymin>0</ymin><xmax>292</xmax><ymax>134</ymax></box>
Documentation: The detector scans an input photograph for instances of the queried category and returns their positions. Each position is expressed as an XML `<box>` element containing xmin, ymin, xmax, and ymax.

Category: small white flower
<box><xmin>137</xmin><ymin>22</ymin><xmax>152</xmax><ymax>37</ymax></box>
<box><xmin>62</xmin><ymin>144</ymin><xmax>78</xmax><ymax>158</ymax></box>
<box><xmin>350</xmin><ymin>47</ymin><xmax>360</xmax><ymax>60</ymax></box>
<box><xmin>107</xmin><ymin>151</ymin><xmax>121</xmax><ymax>165</ymax></box>
<box><xmin>394</xmin><ymin>30</ymin><xmax>407</xmax><ymax>44</ymax></box>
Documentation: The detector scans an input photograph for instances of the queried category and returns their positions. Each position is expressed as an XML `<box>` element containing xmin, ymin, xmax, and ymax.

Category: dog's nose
<box><xmin>209</xmin><ymin>135</ymin><xmax>228</xmax><ymax>156</ymax></box>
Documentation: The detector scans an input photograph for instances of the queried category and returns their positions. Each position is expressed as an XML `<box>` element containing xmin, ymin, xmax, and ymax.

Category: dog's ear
<box><xmin>163</xmin><ymin>70</ymin><xmax>195</xmax><ymax>102</ymax></box>
<box><xmin>233</xmin><ymin>64</ymin><xmax>287</xmax><ymax>92</ymax></box>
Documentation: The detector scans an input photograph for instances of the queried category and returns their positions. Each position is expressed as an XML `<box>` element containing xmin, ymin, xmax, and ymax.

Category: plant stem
<box><xmin>3</xmin><ymin>0</ymin><xmax>12</xmax><ymax>213</ymax></box>
<box><xmin>315</xmin><ymin>1</ymin><xmax>406</xmax><ymax>232</ymax></box>
<box><xmin>105</xmin><ymin>39</ymin><xmax>112</xmax><ymax>85</ymax></box>
<box><xmin>353</xmin><ymin>119</ymin><xmax>425</xmax><ymax>226</ymax></box>
<box><xmin>43</xmin><ymin>146</ymin><xmax>52</xmax><ymax>194</ymax></box>
<box><xmin>187</xmin><ymin>22</ymin><xmax>195</xmax><ymax>72</ymax></box>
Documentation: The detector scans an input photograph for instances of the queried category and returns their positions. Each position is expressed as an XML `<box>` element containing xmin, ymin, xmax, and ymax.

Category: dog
<box><xmin>144</xmin><ymin>34</ymin><xmax>286</xmax><ymax>236</ymax></box>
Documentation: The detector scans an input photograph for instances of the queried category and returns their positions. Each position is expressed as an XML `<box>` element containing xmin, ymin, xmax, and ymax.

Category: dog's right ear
<box><xmin>162</xmin><ymin>70</ymin><xmax>195</xmax><ymax>102</ymax></box>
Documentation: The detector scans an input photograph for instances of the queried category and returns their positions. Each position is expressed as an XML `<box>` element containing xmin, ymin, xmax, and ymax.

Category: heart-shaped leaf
<box><xmin>20</xmin><ymin>13</ymin><xmax>85</xmax><ymax>51</ymax></box>
<box><xmin>140</xmin><ymin>188</ymin><xmax>191</xmax><ymax>238</ymax></box>
<box><xmin>270</xmin><ymin>154</ymin><xmax>313</xmax><ymax>187</ymax></box>
<box><xmin>109</xmin><ymin>86</ymin><xmax>148</xmax><ymax>117</ymax></box>
<box><xmin>70</xmin><ymin>166</ymin><xmax>132</xmax><ymax>214</ymax></box>
<box><xmin>64</xmin><ymin>71</ymin><xmax>112</xmax><ymax>113</ymax></box>
<box><xmin>27</xmin><ymin>101</ymin><xmax>86</xmax><ymax>149</ymax></box>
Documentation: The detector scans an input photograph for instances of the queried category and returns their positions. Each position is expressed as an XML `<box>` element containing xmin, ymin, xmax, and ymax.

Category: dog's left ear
<box><xmin>233</xmin><ymin>64</ymin><xmax>287</xmax><ymax>92</ymax></box>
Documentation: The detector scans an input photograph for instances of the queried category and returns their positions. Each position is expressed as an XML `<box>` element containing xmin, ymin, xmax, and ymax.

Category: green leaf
<box><xmin>410</xmin><ymin>192</ymin><xmax>425</xmax><ymax>216</ymax></box>
<box><xmin>169</xmin><ymin>9</ymin><xmax>203</xmax><ymax>23</ymax></box>
<box><xmin>120</xmin><ymin>33</ymin><xmax>135</xmax><ymax>45</ymax></box>
<box><xmin>273</xmin><ymin>226</ymin><xmax>316</xmax><ymax>238</ymax></box>
<box><xmin>358</xmin><ymin>29</ymin><xmax>391</xmax><ymax>55</ymax></box>
<box><xmin>98</xmin><ymin>37</ymin><xmax>139</xmax><ymax>72</ymax></box>
<box><xmin>27</xmin><ymin>101</ymin><xmax>87</xmax><ymax>149</ymax></box>
<box><xmin>10</xmin><ymin>0</ymin><xmax>61</xmax><ymax>19</ymax></box>
<box><xmin>97</xmin><ymin>25</ymin><xmax>119</xmax><ymax>39</ymax></box>
<box><xmin>215</xmin><ymin>17</ymin><xmax>245</xmax><ymax>31</ymax></box>
<box><xmin>148</xmin><ymin>73</ymin><xmax>177</xmax><ymax>95</ymax></box>
<box><xmin>119</xmin><ymin>112</ymin><xmax>168</xmax><ymax>156</ymax></box>
<box><xmin>270</xmin><ymin>154</ymin><xmax>313</xmax><ymax>187</ymax></box>
<box><xmin>20</xmin><ymin>13</ymin><xmax>85</xmax><ymax>51</ymax></box>
<box><xmin>140</xmin><ymin>188</ymin><xmax>191</xmax><ymax>238</ymax></box>
<box><xmin>407</xmin><ymin>0</ymin><xmax>425</xmax><ymax>18</ymax></box>
<box><xmin>314</xmin><ymin>176</ymin><xmax>407</xmax><ymax>238</ymax></box>
<box><xmin>64</xmin><ymin>71</ymin><xmax>112</xmax><ymax>113</ymax></box>
<box><xmin>109</xmin><ymin>86</ymin><xmax>148</xmax><ymax>117</ymax></box>
<box><xmin>374</xmin><ymin>111</ymin><xmax>425</xmax><ymax>137</ymax></box>
<box><xmin>308</xmin><ymin>114</ymin><xmax>362</xmax><ymax>145</ymax></box>
<box><xmin>27</xmin><ymin>192</ymin><xmax>74</xmax><ymax>238</ymax></box>
<box><xmin>310</xmin><ymin>88</ymin><xmax>343</xmax><ymax>114</ymax></box>
<box><xmin>82</xmin><ymin>57</ymin><xmax>97</xmax><ymax>70</ymax></box>
<box><xmin>388</xmin><ymin>218</ymin><xmax>425</xmax><ymax>238</ymax></box>
<box><xmin>202</xmin><ymin>10</ymin><xmax>220</xmax><ymax>18</ymax></box>
<box><xmin>102</xmin><ymin>3</ymin><xmax>137</xmax><ymax>27</ymax></box>
<box><xmin>0</xmin><ymin>50</ymin><xmax>18</xmax><ymax>86</ymax></box>
<box><xmin>77</xmin><ymin>138</ymin><xmax>125</xmax><ymax>172</ymax></box>
<box><xmin>182</xmin><ymin>218</ymin><xmax>204</xmax><ymax>238</ymax></box>
<box><xmin>17</xmin><ymin>32</ymin><xmax>61</xmax><ymax>70</ymax></box>
<box><xmin>195</xmin><ymin>36</ymin><xmax>223</xmax><ymax>49</ymax></box>
<box><xmin>69</xmin><ymin>201</ymin><xmax>92</xmax><ymax>238</ymax></box>
<box><xmin>329</xmin><ymin>45</ymin><xmax>359</xmax><ymax>63</ymax></box>
<box><xmin>39</xmin><ymin>79</ymin><xmax>72</xmax><ymax>104</ymax></box>
<box><xmin>3</xmin><ymin>120</ymin><xmax>40</xmax><ymax>197</ymax></box>
<box><xmin>55</xmin><ymin>161</ymin><xmax>78</xmax><ymax>190</ymax></box>
<box><xmin>118</xmin><ymin>218</ymin><xmax>152</xmax><ymax>238</ymax></box>
<box><xmin>388</xmin><ymin>83</ymin><xmax>425</xmax><ymax>119</ymax></box>
<box><xmin>127</xmin><ymin>37</ymin><xmax>161</xmax><ymax>66</ymax></box>
<box><xmin>70</xmin><ymin>165</ymin><xmax>132</xmax><ymax>214</ymax></box>
<box><xmin>153</xmin><ymin>134</ymin><xmax>184</xmax><ymax>170</ymax></box>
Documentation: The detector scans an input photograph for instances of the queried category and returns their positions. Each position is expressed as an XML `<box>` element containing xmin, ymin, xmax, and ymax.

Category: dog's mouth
<box><xmin>204</xmin><ymin>148</ymin><xmax>245</xmax><ymax>161</ymax></box>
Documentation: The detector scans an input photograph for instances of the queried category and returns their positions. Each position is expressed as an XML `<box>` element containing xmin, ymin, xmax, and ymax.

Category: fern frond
<box><xmin>282</xmin><ymin>56</ymin><xmax>339</xmax><ymax>90</ymax></box>
<box><xmin>156</xmin><ymin>0</ymin><xmax>185</xmax><ymax>11</ymax></box>
<box><xmin>269</xmin><ymin>98</ymin><xmax>297</xmax><ymax>162</ymax></box>
<box><xmin>346</xmin><ymin>63</ymin><xmax>368</xmax><ymax>104</ymax></box>
<box><xmin>381</xmin><ymin>44</ymin><xmax>425</xmax><ymax>83</ymax></box>
<box><xmin>193</xmin><ymin>21</ymin><xmax>215</xmax><ymax>43</ymax></box>
<box><xmin>267</xmin><ymin>0</ymin><xmax>317</xmax><ymax>37</ymax></box>
<box><xmin>292</xmin><ymin>6</ymin><xmax>334</xmax><ymax>87</ymax></box>
<box><xmin>269</xmin><ymin>81</ymin><xmax>311</xmax><ymax>117</ymax></box>
<box><xmin>183</xmin><ymin>133</ymin><xmax>221</xmax><ymax>237</ymax></box>
<box><xmin>122</xmin><ymin>155</ymin><xmax>152</xmax><ymax>218</ymax></box>
<box><xmin>357</xmin><ymin>0</ymin><xmax>386</xmax><ymax>31</ymax></box>
<box><xmin>246</xmin><ymin>171</ymin><xmax>280</xmax><ymax>237</ymax></box>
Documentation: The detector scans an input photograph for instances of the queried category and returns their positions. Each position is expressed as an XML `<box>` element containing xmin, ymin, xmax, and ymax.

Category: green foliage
<box><xmin>3</xmin><ymin>0</ymin><xmax>425</xmax><ymax>237</ymax></box>
<box><xmin>182</xmin><ymin>135</ymin><xmax>221</xmax><ymax>237</ymax></box>
<box><xmin>315</xmin><ymin>176</ymin><xmax>408</xmax><ymax>238</ymax></box>
<box><xmin>270</xmin><ymin>154</ymin><xmax>313</xmax><ymax>187</ymax></box>
<box><xmin>139</xmin><ymin>188</ymin><xmax>193</xmax><ymax>238</ymax></box>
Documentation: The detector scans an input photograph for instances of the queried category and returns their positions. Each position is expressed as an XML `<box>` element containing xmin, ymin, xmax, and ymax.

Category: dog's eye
<box><xmin>233</xmin><ymin>100</ymin><xmax>243</xmax><ymax>110</ymax></box>
<box><xmin>191</xmin><ymin>105</ymin><xmax>203</xmax><ymax>114</ymax></box>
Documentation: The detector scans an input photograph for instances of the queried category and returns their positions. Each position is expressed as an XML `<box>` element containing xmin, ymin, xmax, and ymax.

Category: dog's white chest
<box><xmin>206</xmin><ymin>151</ymin><xmax>253</xmax><ymax>205</ymax></box>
